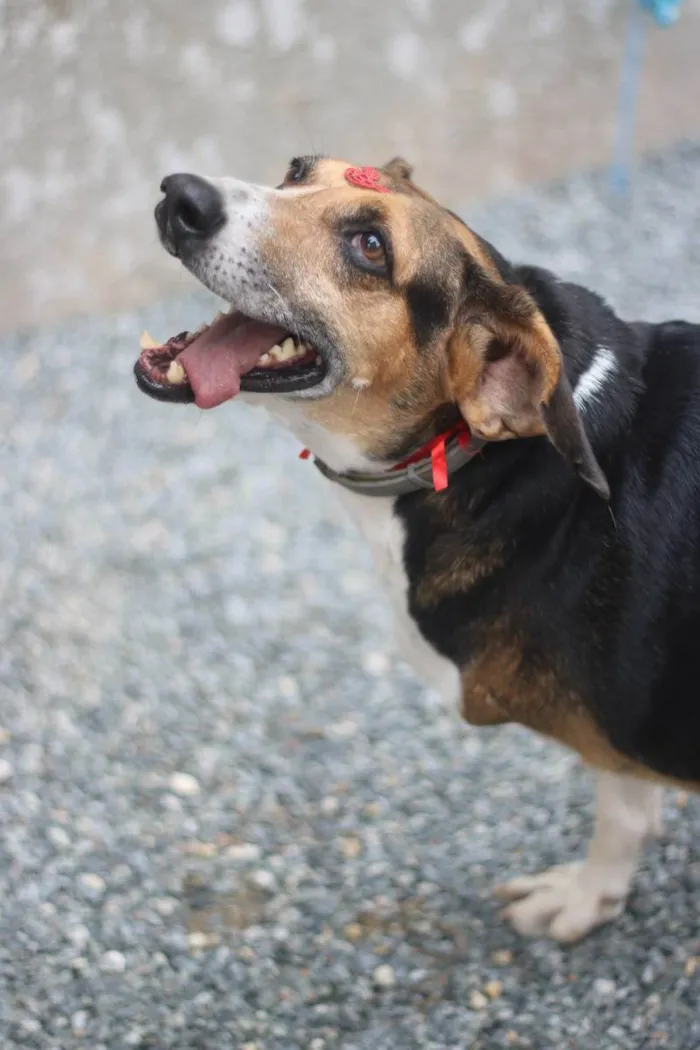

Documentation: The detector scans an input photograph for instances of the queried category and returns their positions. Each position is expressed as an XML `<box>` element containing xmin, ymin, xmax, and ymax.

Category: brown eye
<box><xmin>351</xmin><ymin>230</ymin><xmax>387</xmax><ymax>266</ymax></box>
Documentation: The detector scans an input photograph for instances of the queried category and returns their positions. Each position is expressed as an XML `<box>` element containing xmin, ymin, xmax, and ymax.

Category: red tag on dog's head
<box><xmin>344</xmin><ymin>166</ymin><xmax>391</xmax><ymax>193</ymax></box>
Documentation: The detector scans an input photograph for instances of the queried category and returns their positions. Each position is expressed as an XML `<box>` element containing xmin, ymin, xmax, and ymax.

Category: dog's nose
<box><xmin>157</xmin><ymin>174</ymin><xmax>225</xmax><ymax>246</ymax></box>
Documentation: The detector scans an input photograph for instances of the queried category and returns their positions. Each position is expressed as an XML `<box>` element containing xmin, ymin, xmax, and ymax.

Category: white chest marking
<box><xmin>337</xmin><ymin>489</ymin><xmax>461</xmax><ymax>709</ymax></box>
<box><xmin>250</xmin><ymin>403</ymin><xmax>461</xmax><ymax>708</ymax></box>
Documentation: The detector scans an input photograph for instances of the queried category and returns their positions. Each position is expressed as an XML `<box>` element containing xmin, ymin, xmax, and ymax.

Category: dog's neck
<box><xmin>248</xmin><ymin>396</ymin><xmax>388</xmax><ymax>475</ymax></box>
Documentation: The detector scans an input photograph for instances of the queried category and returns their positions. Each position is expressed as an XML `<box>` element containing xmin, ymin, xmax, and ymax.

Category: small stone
<box><xmin>506</xmin><ymin>1032</ymin><xmax>520</xmax><ymax>1046</ymax></box>
<box><xmin>363</xmin><ymin>651</ymin><xmax>390</xmax><ymax>675</ymax></box>
<box><xmin>78</xmin><ymin>872</ymin><xmax>106</xmax><ymax>900</ymax></box>
<box><xmin>685</xmin><ymin>956</ymin><xmax>698</xmax><ymax>977</ymax></box>
<box><xmin>249</xmin><ymin>869</ymin><xmax>277</xmax><ymax>891</ymax></box>
<box><xmin>363</xmin><ymin>802</ymin><xmax>381</xmax><ymax>818</ymax></box>
<box><xmin>469</xmin><ymin>989</ymin><xmax>489</xmax><ymax>1011</ymax></box>
<box><xmin>485</xmin><ymin>979</ymin><xmax>503</xmax><ymax>1000</ymax></box>
<box><xmin>310</xmin><ymin>1040</ymin><xmax>326</xmax><ymax>1050</ymax></box>
<box><xmin>67</xmin><ymin>924</ymin><xmax>91</xmax><ymax>948</ymax></box>
<box><xmin>344</xmin><ymin>922</ymin><xmax>363</xmax><ymax>942</ymax></box>
<box><xmin>152</xmin><ymin>897</ymin><xmax>178</xmax><ymax>917</ymax></box>
<box><xmin>72</xmin><ymin>1011</ymin><xmax>89</xmax><ymax>1036</ymax></box>
<box><xmin>373</xmin><ymin>964</ymin><xmax>396</xmax><ymax>989</ymax></box>
<box><xmin>417</xmin><ymin>881</ymin><xmax>439</xmax><ymax>897</ymax></box>
<box><xmin>70</xmin><ymin>957</ymin><xmax>89</xmax><ymax>972</ymax></box>
<box><xmin>339</xmin><ymin>836</ymin><xmax>362</xmax><ymax>858</ymax></box>
<box><xmin>492</xmin><ymin>949</ymin><xmax>513</xmax><ymax>966</ymax></box>
<box><xmin>320</xmin><ymin>796</ymin><xmax>339</xmax><ymax>815</ymax></box>
<box><xmin>47</xmin><ymin>825</ymin><xmax>71</xmax><ymax>849</ymax></box>
<box><xmin>278</xmin><ymin>676</ymin><xmax>298</xmax><ymax>697</ymax></box>
<box><xmin>225</xmin><ymin>843</ymin><xmax>261</xmax><ymax>862</ymax></box>
<box><xmin>168</xmin><ymin>772</ymin><xmax>200</xmax><ymax>796</ymax></box>
<box><xmin>100</xmin><ymin>950</ymin><xmax>126</xmax><ymax>973</ymax></box>
<box><xmin>182</xmin><ymin>840</ymin><xmax>217</xmax><ymax>857</ymax></box>
<box><xmin>188</xmin><ymin>930</ymin><xmax>221</xmax><ymax>951</ymax></box>
<box><xmin>676</xmin><ymin>791</ymin><xmax>689</xmax><ymax>808</ymax></box>
<box><xmin>0</xmin><ymin>758</ymin><xmax>13</xmax><ymax>783</ymax></box>
<box><xmin>329</xmin><ymin>719</ymin><xmax>358</xmax><ymax>738</ymax></box>
<box><xmin>20</xmin><ymin>1019</ymin><xmax>41</xmax><ymax>1034</ymax></box>
<box><xmin>593</xmin><ymin>977</ymin><xmax>616</xmax><ymax>998</ymax></box>
<box><xmin>124</xmin><ymin>1028</ymin><xmax>145</xmax><ymax>1047</ymax></box>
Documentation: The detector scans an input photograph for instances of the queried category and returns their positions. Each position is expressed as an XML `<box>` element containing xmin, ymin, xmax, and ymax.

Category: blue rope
<box><xmin>610</xmin><ymin>0</ymin><xmax>683</xmax><ymax>195</ymax></box>
<box><xmin>638</xmin><ymin>0</ymin><xmax>682</xmax><ymax>27</ymax></box>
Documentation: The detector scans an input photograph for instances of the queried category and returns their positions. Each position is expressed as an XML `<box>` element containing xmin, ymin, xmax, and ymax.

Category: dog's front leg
<box><xmin>494</xmin><ymin>772</ymin><xmax>663</xmax><ymax>942</ymax></box>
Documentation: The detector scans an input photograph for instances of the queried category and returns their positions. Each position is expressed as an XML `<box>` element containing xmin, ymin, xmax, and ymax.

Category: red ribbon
<box><xmin>344</xmin><ymin>166</ymin><xmax>391</xmax><ymax>193</ymax></box>
<box><xmin>299</xmin><ymin>420</ymin><xmax>472</xmax><ymax>492</ymax></box>
<box><xmin>394</xmin><ymin>420</ymin><xmax>471</xmax><ymax>492</ymax></box>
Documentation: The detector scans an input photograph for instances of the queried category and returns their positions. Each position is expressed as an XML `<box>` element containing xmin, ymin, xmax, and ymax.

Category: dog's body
<box><xmin>137</xmin><ymin>156</ymin><xmax>699</xmax><ymax>942</ymax></box>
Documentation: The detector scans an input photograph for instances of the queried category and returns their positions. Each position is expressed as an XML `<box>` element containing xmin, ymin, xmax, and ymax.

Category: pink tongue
<box><xmin>178</xmin><ymin>312</ymin><xmax>288</xmax><ymax>409</ymax></box>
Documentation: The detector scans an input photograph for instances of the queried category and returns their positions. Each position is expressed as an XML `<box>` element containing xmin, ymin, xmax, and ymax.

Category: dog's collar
<box><xmin>299</xmin><ymin>421</ymin><xmax>486</xmax><ymax>498</ymax></box>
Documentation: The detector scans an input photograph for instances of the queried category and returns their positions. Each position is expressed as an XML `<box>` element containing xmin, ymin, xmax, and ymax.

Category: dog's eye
<box><xmin>349</xmin><ymin>230</ymin><xmax>388</xmax><ymax>269</ymax></box>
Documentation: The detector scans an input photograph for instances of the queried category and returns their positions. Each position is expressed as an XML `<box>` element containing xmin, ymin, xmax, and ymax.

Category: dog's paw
<box><xmin>494</xmin><ymin>863</ymin><xmax>627</xmax><ymax>943</ymax></box>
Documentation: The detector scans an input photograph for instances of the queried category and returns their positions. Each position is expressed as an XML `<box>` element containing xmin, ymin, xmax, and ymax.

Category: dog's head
<box><xmin>136</xmin><ymin>155</ymin><xmax>606</xmax><ymax>495</ymax></box>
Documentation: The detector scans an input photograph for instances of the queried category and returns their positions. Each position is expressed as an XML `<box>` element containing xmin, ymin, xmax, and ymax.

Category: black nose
<box><xmin>156</xmin><ymin>174</ymin><xmax>225</xmax><ymax>249</ymax></box>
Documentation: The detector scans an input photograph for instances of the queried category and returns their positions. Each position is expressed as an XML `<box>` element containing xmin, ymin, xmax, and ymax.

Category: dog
<box><xmin>135</xmin><ymin>155</ymin><xmax>700</xmax><ymax>943</ymax></box>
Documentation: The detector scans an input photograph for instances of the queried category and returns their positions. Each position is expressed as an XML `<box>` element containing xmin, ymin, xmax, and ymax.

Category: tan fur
<box><xmin>416</xmin><ymin>537</ymin><xmax>503</xmax><ymax>607</ymax></box>
<box><xmin>447</xmin><ymin>300</ymin><xmax>562</xmax><ymax>443</ymax></box>
<box><xmin>259</xmin><ymin>156</ymin><xmax>551</xmax><ymax>460</ymax></box>
<box><xmin>460</xmin><ymin>626</ymin><xmax>700</xmax><ymax>790</ymax></box>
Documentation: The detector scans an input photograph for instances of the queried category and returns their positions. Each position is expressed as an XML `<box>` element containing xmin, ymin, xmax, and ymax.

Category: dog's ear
<box><xmin>381</xmin><ymin>156</ymin><xmax>414</xmax><ymax>182</ymax></box>
<box><xmin>447</xmin><ymin>268</ymin><xmax>609</xmax><ymax>499</ymax></box>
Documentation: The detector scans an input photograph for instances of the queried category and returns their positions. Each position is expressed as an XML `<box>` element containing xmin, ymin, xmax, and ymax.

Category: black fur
<box><xmin>405</xmin><ymin>277</ymin><xmax>452</xmax><ymax>350</ymax></box>
<box><xmin>395</xmin><ymin>263</ymin><xmax>700</xmax><ymax>783</ymax></box>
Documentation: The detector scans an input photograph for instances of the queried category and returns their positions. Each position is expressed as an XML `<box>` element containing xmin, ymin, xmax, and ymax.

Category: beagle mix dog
<box><xmin>135</xmin><ymin>155</ymin><xmax>700</xmax><ymax>943</ymax></box>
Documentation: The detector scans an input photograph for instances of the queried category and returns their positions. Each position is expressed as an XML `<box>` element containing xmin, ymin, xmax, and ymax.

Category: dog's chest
<box><xmin>337</xmin><ymin>491</ymin><xmax>461</xmax><ymax>708</ymax></box>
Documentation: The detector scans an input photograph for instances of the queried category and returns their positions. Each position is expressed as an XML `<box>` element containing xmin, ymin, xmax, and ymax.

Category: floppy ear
<box><xmin>447</xmin><ymin>272</ymin><xmax>609</xmax><ymax>499</ymax></box>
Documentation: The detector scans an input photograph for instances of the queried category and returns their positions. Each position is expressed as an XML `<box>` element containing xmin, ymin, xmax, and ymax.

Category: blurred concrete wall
<box><xmin>2</xmin><ymin>0</ymin><xmax>700</xmax><ymax>331</ymax></box>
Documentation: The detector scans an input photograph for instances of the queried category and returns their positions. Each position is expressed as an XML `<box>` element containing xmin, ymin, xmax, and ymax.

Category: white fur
<box><xmin>185</xmin><ymin>177</ymin><xmax>315</xmax><ymax>336</ymax></box>
<box><xmin>497</xmin><ymin>772</ymin><xmax>663</xmax><ymax>942</ymax></box>
<box><xmin>337</xmin><ymin>490</ymin><xmax>462</xmax><ymax>708</ymax></box>
<box><xmin>574</xmin><ymin>346</ymin><xmax>617</xmax><ymax>412</ymax></box>
<box><xmin>256</xmin><ymin>401</ymin><xmax>462</xmax><ymax>708</ymax></box>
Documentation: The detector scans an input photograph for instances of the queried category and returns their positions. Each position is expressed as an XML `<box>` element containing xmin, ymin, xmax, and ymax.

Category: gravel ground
<box><xmin>1</xmin><ymin>142</ymin><xmax>700</xmax><ymax>1050</ymax></box>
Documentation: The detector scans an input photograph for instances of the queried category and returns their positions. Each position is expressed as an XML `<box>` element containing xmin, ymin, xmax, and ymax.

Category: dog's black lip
<box><xmin>240</xmin><ymin>358</ymin><xmax>326</xmax><ymax>394</ymax></box>
<box><xmin>133</xmin><ymin>359</ymin><xmax>196</xmax><ymax>403</ymax></box>
<box><xmin>133</xmin><ymin>351</ymin><xmax>326</xmax><ymax>403</ymax></box>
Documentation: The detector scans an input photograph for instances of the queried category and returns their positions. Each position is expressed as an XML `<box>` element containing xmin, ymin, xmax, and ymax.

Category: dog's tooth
<box><xmin>258</xmin><ymin>352</ymin><xmax>272</xmax><ymax>365</ymax></box>
<box><xmin>212</xmin><ymin>311</ymin><xmax>225</xmax><ymax>324</ymax></box>
<box><xmin>195</xmin><ymin>322</ymin><xmax>208</xmax><ymax>335</ymax></box>
<box><xmin>166</xmin><ymin>360</ymin><xmax>187</xmax><ymax>385</ymax></box>
<box><xmin>268</xmin><ymin>345</ymin><xmax>285</xmax><ymax>361</ymax></box>
<box><xmin>315</xmin><ymin>354</ymin><xmax>322</xmax><ymax>366</ymax></box>
<box><xmin>140</xmin><ymin>330</ymin><xmax>160</xmax><ymax>350</ymax></box>
<box><xmin>279</xmin><ymin>337</ymin><xmax>296</xmax><ymax>360</ymax></box>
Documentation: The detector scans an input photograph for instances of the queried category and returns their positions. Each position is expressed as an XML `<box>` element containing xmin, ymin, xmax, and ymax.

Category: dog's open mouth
<box><xmin>133</xmin><ymin>309</ymin><xmax>326</xmax><ymax>409</ymax></box>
